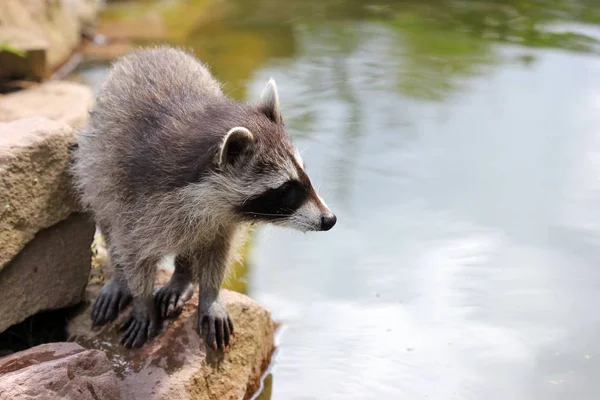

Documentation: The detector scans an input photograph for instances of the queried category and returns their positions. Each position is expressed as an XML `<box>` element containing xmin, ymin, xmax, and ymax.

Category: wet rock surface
<box><xmin>0</xmin><ymin>342</ymin><xmax>121</xmax><ymax>400</ymax></box>
<box><xmin>69</xmin><ymin>268</ymin><xmax>277</xmax><ymax>400</ymax></box>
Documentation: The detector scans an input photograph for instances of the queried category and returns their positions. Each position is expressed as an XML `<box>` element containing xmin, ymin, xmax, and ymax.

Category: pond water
<box><xmin>69</xmin><ymin>1</ymin><xmax>600</xmax><ymax>398</ymax></box>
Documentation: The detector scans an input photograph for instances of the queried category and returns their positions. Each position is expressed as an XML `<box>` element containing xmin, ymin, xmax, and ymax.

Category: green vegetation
<box><xmin>0</xmin><ymin>44</ymin><xmax>25</xmax><ymax>57</ymax></box>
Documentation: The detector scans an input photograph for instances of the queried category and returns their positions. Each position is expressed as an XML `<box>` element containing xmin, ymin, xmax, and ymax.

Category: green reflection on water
<box><xmin>101</xmin><ymin>0</ymin><xmax>600</xmax><ymax>103</ymax></box>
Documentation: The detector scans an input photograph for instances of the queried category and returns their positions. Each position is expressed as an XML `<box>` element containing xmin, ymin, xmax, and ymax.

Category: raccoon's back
<box><xmin>72</xmin><ymin>47</ymin><xmax>224</xmax><ymax>211</ymax></box>
<box><xmin>97</xmin><ymin>46</ymin><xmax>222</xmax><ymax>118</ymax></box>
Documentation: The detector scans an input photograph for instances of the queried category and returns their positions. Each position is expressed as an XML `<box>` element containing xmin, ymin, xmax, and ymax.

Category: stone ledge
<box><xmin>0</xmin><ymin>0</ymin><xmax>102</xmax><ymax>82</ymax></box>
<box><xmin>0</xmin><ymin>213</ymin><xmax>94</xmax><ymax>333</ymax></box>
<box><xmin>0</xmin><ymin>81</ymin><xmax>94</xmax><ymax>130</ymax></box>
<box><xmin>0</xmin><ymin>116</ymin><xmax>84</xmax><ymax>272</ymax></box>
<box><xmin>0</xmin><ymin>342</ymin><xmax>121</xmax><ymax>400</ymax></box>
<box><xmin>68</xmin><ymin>269</ymin><xmax>277</xmax><ymax>400</ymax></box>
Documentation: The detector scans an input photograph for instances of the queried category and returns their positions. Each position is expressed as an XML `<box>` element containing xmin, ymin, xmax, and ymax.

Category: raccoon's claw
<box><xmin>120</xmin><ymin>316</ymin><xmax>157</xmax><ymax>348</ymax></box>
<box><xmin>199</xmin><ymin>314</ymin><xmax>234</xmax><ymax>351</ymax></box>
<box><xmin>154</xmin><ymin>279</ymin><xmax>194</xmax><ymax>319</ymax></box>
<box><xmin>119</xmin><ymin>299</ymin><xmax>158</xmax><ymax>348</ymax></box>
<box><xmin>91</xmin><ymin>277</ymin><xmax>132</xmax><ymax>327</ymax></box>
<box><xmin>197</xmin><ymin>299</ymin><xmax>234</xmax><ymax>351</ymax></box>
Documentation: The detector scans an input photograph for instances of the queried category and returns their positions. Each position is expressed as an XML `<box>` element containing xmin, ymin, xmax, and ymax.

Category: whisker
<box><xmin>242</xmin><ymin>211</ymin><xmax>294</xmax><ymax>218</ymax></box>
<box><xmin>287</xmin><ymin>217</ymin><xmax>315</xmax><ymax>231</ymax></box>
<box><xmin>299</xmin><ymin>145</ymin><xmax>310</xmax><ymax>155</ymax></box>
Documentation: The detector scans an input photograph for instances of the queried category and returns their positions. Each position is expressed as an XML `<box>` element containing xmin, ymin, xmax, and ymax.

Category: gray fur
<box><xmin>71</xmin><ymin>45</ymin><xmax>336</xmax><ymax>348</ymax></box>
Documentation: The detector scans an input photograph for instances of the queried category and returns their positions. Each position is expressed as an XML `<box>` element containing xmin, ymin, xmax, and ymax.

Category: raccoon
<box><xmin>71</xmin><ymin>46</ymin><xmax>337</xmax><ymax>349</ymax></box>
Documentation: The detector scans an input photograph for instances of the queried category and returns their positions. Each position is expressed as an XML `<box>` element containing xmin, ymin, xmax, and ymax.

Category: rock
<box><xmin>0</xmin><ymin>116</ymin><xmax>96</xmax><ymax>332</ymax></box>
<box><xmin>0</xmin><ymin>342</ymin><xmax>121</xmax><ymax>400</ymax></box>
<box><xmin>0</xmin><ymin>0</ymin><xmax>102</xmax><ymax>81</ymax></box>
<box><xmin>0</xmin><ymin>213</ymin><xmax>94</xmax><ymax>333</ymax></box>
<box><xmin>0</xmin><ymin>29</ymin><xmax>48</xmax><ymax>82</ymax></box>
<box><xmin>68</xmin><ymin>269</ymin><xmax>277</xmax><ymax>400</ymax></box>
<box><xmin>0</xmin><ymin>117</ymin><xmax>84</xmax><ymax>272</ymax></box>
<box><xmin>62</xmin><ymin>0</ymin><xmax>102</xmax><ymax>33</ymax></box>
<box><xmin>0</xmin><ymin>81</ymin><xmax>94</xmax><ymax>129</ymax></box>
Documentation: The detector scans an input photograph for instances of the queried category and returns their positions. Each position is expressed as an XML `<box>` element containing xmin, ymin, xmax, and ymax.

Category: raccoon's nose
<box><xmin>321</xmin><ymin>213</ymin><xmax>337</xmax><ymax>231</ymax></box>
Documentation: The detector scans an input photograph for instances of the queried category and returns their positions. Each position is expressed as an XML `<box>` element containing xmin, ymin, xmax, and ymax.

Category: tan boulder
<box><xmin>0</xmin><ymin>81</ymin><xmax>94</xmax><ymax>130</ymax></box>
<box><xmin>0</xmin><ymin>28</ymin><xmax>48</xmax><ymax>82</ymax></box>
<box><xmin>0</xmin><ymin>212</ymin><xmax>94</xmax><ymax>333</ymax></box>
<box><xmin>0</xmin><ymin>115</ymin><xmax>97</xmax><ymax>333</ymax></box>
<box><xmin>68</xmin><ymin>269</ymin><xmax>277</xmax><ymax>400</ymax></box>
<box><xmin>62</xmin><ymin>0</ymin><xmax>102</xmax><ymax>33</ymax></box>
<box><xmin>0</xmin><ymin>117</ymin><xmax>84</xmax><ymax>272</ymax></box>
<box><xmin>0</xmin><ymin>0</ymin><xmax>101</xmax><ymax>81</ymax></box>
<box><xmin>0</xmin><ymin>342</ymin><xmax>121</xmax><ymax>400</ymax></box>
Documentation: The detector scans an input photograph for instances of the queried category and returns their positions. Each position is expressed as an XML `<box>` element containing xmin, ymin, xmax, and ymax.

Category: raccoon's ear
<box><xmin>217</xmin><ymin>126</ymin><xmax>255</xmax><ymax>168</ymax></box>
<box><xmin>258</xmin><ymin>78</ymin><xmax>281</xmax><ymax>123</ymax></box>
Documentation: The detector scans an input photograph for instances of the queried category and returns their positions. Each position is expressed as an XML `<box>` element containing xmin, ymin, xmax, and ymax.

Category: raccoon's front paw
<box><xmin>91</xmin><ymin>277</ymin><xmax>132</xmax><ymax>327</ymax></box>
<box><xmin>197</xmin><ymin>298</ymin><xmax>234</xmax><ymax>351</ymax></box>
<box><xmin>119</xmin><ymin>298</ymin><xmax>159</xmax><ymax>348</ymax></box>
<box><xmin>154</xmin><ymin>277</ymin><xmax>194</xmax><ymax>319</ymax></box>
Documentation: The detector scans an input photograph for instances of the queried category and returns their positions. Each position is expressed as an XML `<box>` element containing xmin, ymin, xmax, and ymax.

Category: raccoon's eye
<box><xmin>238</xmin><ymin>179</ymin><xmax>307</xmax><ymax>218</ymax></box>
<box><xmin>277</xmin><ymin>181</ymin><xmax>295</xmax><ymax>195</ymax></box>
<box><xmin>278</xmin><ymin>181</ymin><xmax>292</xmax><ymax>192</ymax></box>
<box><xmin>276</xmin><ymin>180</ymin><xmax>304</xmax><ymax>210</ymax></box>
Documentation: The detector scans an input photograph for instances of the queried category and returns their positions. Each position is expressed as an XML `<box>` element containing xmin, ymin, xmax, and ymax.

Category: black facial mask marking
<box><xmin>238</xmin><ymin>180</ymin><xmax>307</xmax><ymax>220</ymax></box>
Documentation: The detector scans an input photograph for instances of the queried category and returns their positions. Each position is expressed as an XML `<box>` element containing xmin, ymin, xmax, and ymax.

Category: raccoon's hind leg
<box><xmin>154</xmin><ymin>254</ymin><xmax>194</xmax><ymax>319</ymax></box>
<box><xmin>91</xmin><ymin>225</ymin><xmax>133</xmax><ymax>327</ymax></box>
<box><xmin>119</xmin><ymin>256</ymin><xmax>160</xmax><ymax>348</ymax></box>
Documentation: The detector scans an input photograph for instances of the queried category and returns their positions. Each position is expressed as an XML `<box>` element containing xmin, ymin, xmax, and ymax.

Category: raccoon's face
<box><xmin>238</xmin><ymin>145</ymin><xmax>337</xmax><ymax>232</ymax></box>
<box><xmin>216</xmin><ymin>79</ymin><xmax>337</xmax><ymax>232</ymax></box>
